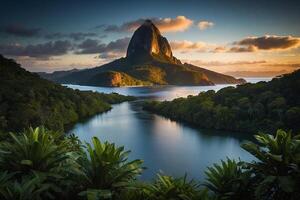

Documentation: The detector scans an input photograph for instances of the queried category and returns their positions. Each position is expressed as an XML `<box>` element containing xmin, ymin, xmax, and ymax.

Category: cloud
<box><xmin>1</xmin><ymin>24</ymin><xmax>100</xmax><ymax>41</ymax></box>
<box><xmin>234</xmin><ymin>35</ymin><xmax>300</xmax><ymax>51</ymax></box>
<box><xmin>76</xmin><ymin>39</ymin><xmax>106</xmax><ymax>54</ymax></box>
<box><xmin>76</xmin><ymin>37</ymin><xmax>130</xmax><ymax>58</ymax></box>
<box><xmin>101</xmin><ymin>16</ymin><xmax>193</xmax><ymax>33</ymax></box>
<box><xmin>151</xmin><ymin>16</ymin><xmax>193</xmax><ymax>32</ymax></box>
<box><xmin>209</xmin><ymin>35</ymin><xmax>300</xmax><ymax>53</ymax></box>
<box><xmin>211</xmin><ymin>46</ymin><xmax>227</xmax><ymax>53</ymax></box>
<box><xmin>170</xmin><ymin>40</ymin><xmax>206</xmax><ymax>50</ymax></box>
<box><xmin>105</xmin><ymin>37</ymin><xmax>130</xmax><ymax>52</ymax></box>
<box><xmin>228</xmin><ymin>45</ymin><xmax>257</xmax><ymax>52</ymax></box>
<box><xmin>44</xmin><ymin>32</ymin><xmax>65</xmax><ymax>40</ymax></box>
<box><xmin>1</xmin><ymin>24</ymin><xmax>41</xmax><ymax>37</ymax></box>
<box><xmin>0</xmin><ymin>40</ymin><xmax>72</xmax><ymax>59</ymax></box>
<box><xmin>225</xmin><ymin>70</ymin><xmax>289</xmax><ymax>77</ymax></box>
<box><xmin>45</xmin><ymin>32</ymin><xmax>100</xmax><ymax>41</ymax></box>
<box><xmin>183</xmin><ymin>60</ymin><xmax>267</xmax><ymax>67</ymax></box>
<box><xmin>96</xmin><ymin>52</ymin><xmax>125</xmax><ymax>59</ymax></box>
<box><xmin>68</xmin><ymin>32</ymin><xmax>97</xmax><ymax>41</ymax></box>
<box><xmin>197</xmin><ymin>20</ymin><xmax>214</xmax><ymax>30</ymax></box>
<box><xmin>263</xmin><ymin>63</ymin><xmax>300</xmax><ymax>68</ymax></box>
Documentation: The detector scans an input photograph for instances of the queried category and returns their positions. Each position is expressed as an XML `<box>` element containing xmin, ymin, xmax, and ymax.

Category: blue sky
<box><xmin>0</xmin><ymin>0</ymin><xmax>299</xmax><ymax>74</ymax></box>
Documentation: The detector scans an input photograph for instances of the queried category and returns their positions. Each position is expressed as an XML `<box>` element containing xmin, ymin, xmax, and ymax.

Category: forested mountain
<box><xmin>0</xmin><ymin>55</ymin><xmax>134</xmax><ymax>132</ymax></box>
<box><xmin>39</xmin><ymin>20</ymin><xmax>245</xmax><ymax>87</ymax></box>
<box><xmin>143</xmin><ymin>70</ymin><xmax>300</xmax><ymax>134</ymax></box>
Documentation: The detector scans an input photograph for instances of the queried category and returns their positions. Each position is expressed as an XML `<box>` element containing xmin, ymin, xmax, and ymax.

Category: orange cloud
<box><xmin>170</xmin><ymin>40</ymin><xmax>206</xmax><ymax>50</ymax></box>
<box><xmin>154</xmin><ymin>16</ymin><xmax>193</xmax><ymax>32</ymax></box>
<box><xmin>197</xmin><ymin>20</ymin><xmax>214</xmax><ymax>30</ymax></box>
<box><xmin>103</xmin><ymin>16</ymin><xmax>193</xmax><ymax>33</ymax></box>
<box><xmin>182</xmin><ymin>59</ymin><xmax>267</xmax><ymax>67</ymax></box>
<box><xmin>211</xmin><ymin>46</ymin><xmax>227</xmax><ymax>53</ymax></box>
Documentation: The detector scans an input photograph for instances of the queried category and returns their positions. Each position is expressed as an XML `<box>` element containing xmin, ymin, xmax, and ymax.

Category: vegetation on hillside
<box><xmin>0</xmin><ymin>55</ymin><xmax>134</xmax><ymax>132</ymax></box>
<box><xmin>143</xmin><ymin>70</ymin><xmax>300</xmax><ymax>134</ymax></box>
<box><xmin>86</xmin><ymin>71</ymin><xmax>152</xmax><ymax>87</ymax></box>
<box><xmin>0</xmin><ymin>127</ymin><xmax>299</xmax><ymax>200</ymax></box>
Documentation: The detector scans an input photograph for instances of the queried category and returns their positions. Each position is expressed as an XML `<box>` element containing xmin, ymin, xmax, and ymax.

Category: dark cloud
<box><xmin>0</xmin><ymin>40</ymin><xmax>72</xmax><ymax>59</ymax></box>
<box><xmin>45</xmin><ymin>32</ymin><xmax>100</xmax><ymax>41</ymax></box>
<box><xmin>1</xmin><ymin>25</ymin><xmax>41</xmax><ymax>37</ymax></box>
<box><xmin>105</xmin><ymin>37</ymin><xmax>130</xmax><ymax>51</ymax></box>
<box><xmin>210</xmin><ymin>35</ymin><xmax>300</xmax><ymax>53</ymax></box>
<box><xmin>77</xmin><ymin>39</ymin><xmax>106</xmax><ymax>54</ymax></box>
<box><xmin>44</xmin><ymin>32</ymin><xmax>65</xmax><ymax>40</ymax></box>
<box><xmin>69</xmin><ymin>32</ymin><xmax>97</xmax><ymax>41</ymax></box>
<box><xmin>76</xmin><ymin>37</ymin><xmax>130</xmax><ymax>55</ymax></box>
<box><xmin>228</xmin><ymin>45</ymin><xmax>257</xmax><ymax>52</ymax></box>
<box><xmin>103</xmin><ymin>25</ymin><xmax>121</xmax><ymax>32</ymax></box>
<box><xmin>1</xmin><ymin>24</ymin><xmax>100</xmax><ymax>41</ymax></box>
<box><xmin>234</xmin><ymin>35</ymin><xmax>300</xmax><ymax>50</ymax></box>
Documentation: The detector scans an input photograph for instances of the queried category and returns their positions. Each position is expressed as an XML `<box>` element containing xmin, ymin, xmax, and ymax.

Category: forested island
<box><xmin>0</xmin><ymin>55</ymin><xmax>134</xmax><ymax>132</ymax></box>
<box><xmin>143</xmin><ymin>70</ymin><xmax>300</xmax><ymax>134</ymax></box>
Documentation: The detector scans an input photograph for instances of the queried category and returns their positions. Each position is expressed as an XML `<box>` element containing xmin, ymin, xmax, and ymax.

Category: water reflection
<box><xmin>68</xmin><ymin>100</ymin><xmax>254</xmax><ymax>180</ymax></box>
<box><xmin>67</xmin><ymin>79</ymin><xmax>271</xmax><ymax>180</ymax></box>
<box><xmin>65</xmin><ymin>84</ymin><xmax>237</xmax><ymax>101</ymax></box>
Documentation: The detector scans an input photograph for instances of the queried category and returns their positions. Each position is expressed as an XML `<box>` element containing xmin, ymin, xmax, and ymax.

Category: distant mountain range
<box><xmin>39</xmin><ymin>20</ymin><xmax>246</xmax><ymax>87</ymax></box>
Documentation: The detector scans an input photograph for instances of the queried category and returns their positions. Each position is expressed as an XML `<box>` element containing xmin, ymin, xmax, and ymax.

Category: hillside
<box><xmin>0</xmin><ymin>55</ymin><xmax>134</xmax><ymax>132</ymax></box>
<box><xmin>143</xmin><ymin>70</ymin><xmax>300</xmax><ymax>134</ymax></box>
<box><xmin>40</xmin><ymin>20</ymin><xmax>245</xmax><ymax>87</ymax></box>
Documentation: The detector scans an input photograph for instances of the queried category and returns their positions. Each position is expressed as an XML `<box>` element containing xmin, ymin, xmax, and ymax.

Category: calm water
<box><xmin>66</xmin><ymin>77</ymin><xmax>272</xmax><ymax>180</ymax></box>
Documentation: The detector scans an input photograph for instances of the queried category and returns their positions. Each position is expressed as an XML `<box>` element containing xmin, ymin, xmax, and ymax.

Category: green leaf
<box><xmin>21</xmin><ymin>160</ymin><xmax>33</xmax><ymax>166</ymax></box>
<box><xmin>278</xmin><ymin>176</ymin><xmax>295</xmax><ymax>193</ymax></box>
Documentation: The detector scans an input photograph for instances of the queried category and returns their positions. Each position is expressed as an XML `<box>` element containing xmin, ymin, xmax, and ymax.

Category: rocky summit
<box><xmin>126</xmin><ymin>20</ymin><xmax>181</xmax><ymax>65</ymax></box>
<box><xmin>39</xmin><ymin>20</ymin><xmax>246</xmax><ymax>87</ymax></box>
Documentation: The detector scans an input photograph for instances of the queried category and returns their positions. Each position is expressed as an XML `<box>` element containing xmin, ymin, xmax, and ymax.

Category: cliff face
<box><xmin>126</xmin><ymin>20</ymin><xmax>180</xmax><ymax>64</ymax></box>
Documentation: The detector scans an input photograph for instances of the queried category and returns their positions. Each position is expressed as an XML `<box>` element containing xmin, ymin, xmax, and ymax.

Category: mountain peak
<box><xmin>126</xmin><ymin>20</ymin><xmax>178</xmax><ymax>63</ymax></box>
<box><xmin>143</xmin><ymin>19</ymin><xmax>155</xmax><ymax>26</ymax></box>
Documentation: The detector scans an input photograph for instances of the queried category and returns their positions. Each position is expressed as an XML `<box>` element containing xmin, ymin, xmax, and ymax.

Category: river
<box><xmin>66</xmin><ymin>77</ymin><xmax>272</xmax><ymax>180</ymax></box>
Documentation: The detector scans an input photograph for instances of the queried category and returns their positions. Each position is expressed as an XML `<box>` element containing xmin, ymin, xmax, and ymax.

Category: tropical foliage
<box><xmin>241</xmin><ymin>130</ymin><xmax>300</xmax><ymax>200</ymax></box>
<box><xmin>0</xmin><ymin>127</ymin><xmax>299</xmax><ymax>200</ymax></box>
<box><xmin>143</xmin><ymin>69</ymin><xmax>300</xmax><ymax>134</ymax></box>
<box><xmin>0</xmin><ymin>55</ymin><xmax>134</xmax><ymax>132</ymax></box>
<box><xmin>78</xmin><ymin>137</ymin><xmax>143</xmax><ymax>199</ymax></box>
<box><xmin>0</xmin><ymin>127</ymin><xmax>144</xmax><ymax>200</ymax></box>
<box><xmin>204</xmin><ymin>158</ymin><xmax>252</xmax><ymax>200</ymax></box>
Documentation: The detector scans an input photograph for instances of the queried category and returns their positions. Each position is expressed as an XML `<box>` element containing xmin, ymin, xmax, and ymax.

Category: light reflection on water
<box><xmin>66</xmin><ymin>78</ymin><xmax>271</xmax><ymax>180</ymax></box>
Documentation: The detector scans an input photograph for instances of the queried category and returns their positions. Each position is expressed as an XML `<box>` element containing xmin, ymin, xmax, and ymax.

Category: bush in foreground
<box><xmin>0</xmin><ymin>127</ymin><xmax>299</xmax><ymax>200</ymax></box>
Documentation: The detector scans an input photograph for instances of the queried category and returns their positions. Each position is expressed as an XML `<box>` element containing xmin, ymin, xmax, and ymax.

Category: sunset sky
<box><xmin>0</xmin><ymin>0</ymin><xmax>299</xmax><ymax>75</ymax></box>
